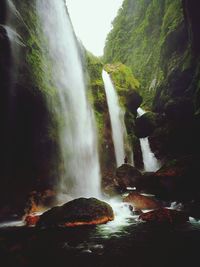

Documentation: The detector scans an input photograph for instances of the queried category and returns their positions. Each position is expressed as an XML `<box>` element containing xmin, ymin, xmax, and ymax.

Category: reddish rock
<box><xmin>64</xmin><ymin>216</ymin><xmax>113</xmax><ymax>227</ymax></box>
<box><xmin>123</xmin><ymin>192</ymin><xmax>162</xmax><ymax>210</ymax></box>
<box><xmin>37</xmin><ymin>198</ymin><xmax>114</xmax><ymax>228</ymax></box>
<box><xmin>139</xmin><ymin>208</ymin><xmax>188</xmax><ymax>224</ymax></box>
<box><xmin>25</xmin><ymin>214</ymin><xmax>40</xmax><ymax>226</ymax></box>
<box><xmin>152</xmin><ymin>156</ymin><xmax>198</xmax><ymax>200</ymax></box>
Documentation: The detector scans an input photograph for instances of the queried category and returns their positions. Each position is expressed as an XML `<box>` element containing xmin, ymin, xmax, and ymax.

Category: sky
<box><xmin>66</xmin><ymin>0</ymin><xmax>123</xmax><ymax>56</ymax></box>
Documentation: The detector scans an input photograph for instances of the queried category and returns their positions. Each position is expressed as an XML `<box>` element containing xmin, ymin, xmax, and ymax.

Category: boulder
<box><xmin>139</xmin><ymin>208</ymin><xmax>188</xmax><ymax>224</ymax></box>
<box><xmin>135</xmin><ymin>112</ymin><xmax>162</xmax><ymax>138</ymax></box>
<box><xmin>25</xmin><ymin>214</ymin><xmax>40</xmax><ymax>226</ymax></box>
<box><xmin>133</xmin><ymin>156</ymin><xmax>200</xmax><ymax>202</ymax></box>
<box><xmin>136</xmin><ymin>172</ymin><xmax>159</xmax><ymax>193</ymax></box>
<box><xmin>102</xmin><ymin>169</ymin><xmax>119</xmax><ymax>195</ymax></box>
<box><xmin>123</xmin><ymin>192</ymin><xmax>162</xmax><ymax>210</ymax></box>
<box><xmin>132</xmin><ymin>135</ymin><xmax>144</xmax><ymax>170</ymax></box>
<box><xmin>115</xmin><ymin>164</ymin><xmax>142</xmax><ymax>190</ymax></box>
<box><xmin>37</xmin><ymin>198</ymin><xmax>114</xmax><ymax>228</ymax></box>
<box><xmin>148</xmin><ymin>124</ymin><xmax>170</xmax><ymax>159</ymax></box>
<box><xmin>125</xmin><ymin>90</ymin><xmax>143</xmax><ymax>114</ymax></box>
<box><xmin>153</xmin><ymin>156</ymin><xmax>199</xmax><ymax>200</ymax></box>
<box><xmin>183</xmin><ymin>200</ymin><xmax>200</xmax><ymax>219</ymax></box>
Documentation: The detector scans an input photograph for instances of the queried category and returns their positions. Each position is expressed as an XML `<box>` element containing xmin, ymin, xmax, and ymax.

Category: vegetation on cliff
<box><xmin>1</xmin><ymin>0</ymin><xmax>200</xmax><ymax>213</ymax></box>
<box><xmin>0</xmin><ymin>1</ymin><xmax>62</xmax><ymax>214</ymax></box>
<box><xmin>103</xmin><ymin>0</ymin><xmax>200</xmax><ymax>163</ymax></box>
<box><xmin>86</xmin><ymin>51</ymin><xmax>143</xmax><ymax>173</ymax></box>
<box><xmin>104</xmin><ymin>0</ymin><xmax>187</xmax><ymax>108</ymax></box>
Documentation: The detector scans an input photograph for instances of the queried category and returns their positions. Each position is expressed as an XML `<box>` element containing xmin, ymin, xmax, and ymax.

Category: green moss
<box><xmin>103</xmin><ymin>0</ymin><xmax>186</xmax><ymax>108</ymax></box>
<box><xmin>15</xmin><ymin>2</ymin><xmax>58</xmax><ymax>97</ymax></box>
<box><xmin>85</xmin><ymin>51</ymin><xmax>106</xmax><ymax>142</ymax></box>
<box><xmin>105</xmin><ymin>63</ymin><xmax>139</xmax><ymax>91</ymax></box>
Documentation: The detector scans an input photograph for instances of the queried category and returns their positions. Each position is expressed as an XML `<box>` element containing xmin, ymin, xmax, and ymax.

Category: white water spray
<box><xmin>36</xmin><ymin>0</ymin><xmax>101</xmax><ymax>199</ymax></box>
<box><xmin>97</xmin><ymin>198</ymin><xmax>138</xmax><ymax>236</ymax></box>
<box><xmin>137</xmin><ymin>108</ymin><xmax>160</xmax><ymax>172</ymax></box>
<box><xmin>102</xmin><ymin>70</ymin><xmax>126</xmax><ymax>167</ymax></box>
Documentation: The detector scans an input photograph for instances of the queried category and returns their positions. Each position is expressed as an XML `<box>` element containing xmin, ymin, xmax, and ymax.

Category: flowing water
<box><xmin>1</xmin><ymin>0</ymin><xmax>24</xmax><ymax>89</ymax></box>
<box><xmin>36</xmin><ymin>0</ymin><xmax>101</xmax><ymax>200</ymax></box>
<box><xmin>137</xmin><ymin>108</ymin><xmax>160</xmax><ymax>172</ymax></box>
<box><xmin>0</xmin><ymin>214</ymin><xmax>199</xmax><ymax>267</ymax></box>
<box><xmin>0</xmin><ymin>3</ymin><xmax>199</xmax><ymax>266</ymax></box>
<box><xmin>102</xmin><ymin>70</ymin><xmax>126</xmax><ymax>167</ymax></box>
<box><xmin>139</xmin><ymin>138</ymin><xmax>160</xmax><ymax>172</ymax></box>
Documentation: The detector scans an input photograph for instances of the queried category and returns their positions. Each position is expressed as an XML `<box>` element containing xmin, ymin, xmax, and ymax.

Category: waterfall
<box><xmin>36</xmin><ymin>0</ymin><xmax>101</xmax><ymax>200</ymax></box>
<box><xmin>139</xmin><ymin>138</ymin><xmax>160</xmax><ymax>172</ymax></box>
<box><xmin>102</xmin><ymin>70</ymin><xmax>129</xmax><ymax>167</ymax></box>
<box><xmin>137</xmin><ymin>108</ymin><xmax>160</xmax><ymax>172</ymax></box>
<box><xmin>1</xmin><ymin>0</ymin><xmax>24</xmax><ymax>86</ymax></box>
<box><xmin>137</xmin><ymin>107</ymin><xmax>146</xmax><ymax>117</ymax></box>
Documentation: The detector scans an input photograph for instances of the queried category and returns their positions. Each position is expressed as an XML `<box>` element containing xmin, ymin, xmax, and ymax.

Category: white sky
<box><xmin>66</xmin><ymin>0</ymin><xmax>123</xmax><ymax>56</ymax></box>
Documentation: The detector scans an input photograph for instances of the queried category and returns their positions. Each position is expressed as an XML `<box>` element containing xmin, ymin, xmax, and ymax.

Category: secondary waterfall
<box><xmin>36</xmin><ymin>0</ymin><xmax>101</xmax><ymax>199</ymax></box>
<box><xmin>102</xmin><ymin>70</ymin><xmax>128</xmax><ymax>167</ymax></box>
<box><xmin>137</xmin><ymin>108</ymin><xmax>160</xmax><ymax>172</ymax></box>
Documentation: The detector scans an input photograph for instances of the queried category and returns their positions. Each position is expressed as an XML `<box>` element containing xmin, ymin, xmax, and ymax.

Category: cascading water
<box><xmin>139</xmin><ymin>138</ymin><xmax>160</xmax><ymax>172</ymax></box>
<box><xmin>1</xmin><ymin>0</ymin><xmax>24</xmax><ymax>87</ymax></box>
<box><xmin>137</xmin><ymin>108</ymin><xmax>160</xmax><ymax>172</ymax></box>
<box><xmin>102</xmin><ymin>70</ymin><xmax>126</xmax><ymax>167</ymax></box>
<box><xmin>36</xmin><ymin>0</ymin><xmax>101</xmax><ymax>200</ymax></box>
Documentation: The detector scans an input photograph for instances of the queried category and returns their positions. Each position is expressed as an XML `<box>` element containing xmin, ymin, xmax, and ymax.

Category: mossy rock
<box><xmin>104</xmin><ymin>63</ymin><xmax>140</xmax><ymax>92</ymax></box>
<box><xmin>37</xmin><ymin>198</ymin><xmax>114</xmax><ymax>227</ymax></box>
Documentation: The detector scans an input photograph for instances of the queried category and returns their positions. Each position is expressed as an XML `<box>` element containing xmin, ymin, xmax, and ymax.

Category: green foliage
<box><xmin>86</xmin><ymin>51</ymin><xmax>104</xmax><ymax>82</ymax></box>
<box><xmin>86</xmin><ymin>52</ymin><xmax>104</xmax><ymax>108</ymax></box>
<box><xmin>85</xmin><ymin>51</ymin><xmax>105</xmax><ymax>141</ymax></box>
<box><xmin>104</xmin><ymin>63</ymin><xmax>140</xmax><ymax>107</ymax></box>
<box><xmin>15</xmin><ymin>1</ymin><xmax>58</xmax><ymax>97</ymax></box>
<box><xmin>103</xmin><ymin>0</ymin><xmax>186</xmax><ymax>108</ymax></box>
<box><xmin>105</xmin><ymin>63</ymin><xmax>139</xmax><ymax>91</ymax></box>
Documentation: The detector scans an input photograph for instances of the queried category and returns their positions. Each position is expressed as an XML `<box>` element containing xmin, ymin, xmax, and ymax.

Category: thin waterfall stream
<box><xmin>137</xmin><ymin>108</ymin><xmax>160</xmax><ymax>172</ymax></box>
<box><xmin>102</xmin><ymin>70</ymin><xmax>133</xmax><ymax>167</ymax></box>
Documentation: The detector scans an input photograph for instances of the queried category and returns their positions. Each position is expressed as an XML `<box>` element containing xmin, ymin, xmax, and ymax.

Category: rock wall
<box><xmin>104</xmin><ymin>0</ymin><xmax>200</xmax><ymax>161</ymax></box>
<box><xmin>104</xmin><ymin>0</ymin><xmax>188</xmax><ymax>108</ymax></box>
<box><xmin>0</xmin><ymin>0</ymin><xmax>65</xmax><ymax>215</ymax></box>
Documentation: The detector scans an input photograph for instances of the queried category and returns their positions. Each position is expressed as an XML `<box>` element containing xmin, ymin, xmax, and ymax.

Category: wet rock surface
<box><xmin>37</xmin><ymin>198</ymin><xmax>114</xmax><ymax>228</ymax></box>
<box><xmin>139</xmin><ymin>208</ymin><xmax>189</xmax><ymax>224</ymax></box>
<box><xmin>123</xmin><ymin>192</ymin><xmax>162</xmax><ymax>210</ymax></box>
<box><xmin>115</xmin><ymin>164</ymin><xmax>142</xmax><ymax>191</ymax></box>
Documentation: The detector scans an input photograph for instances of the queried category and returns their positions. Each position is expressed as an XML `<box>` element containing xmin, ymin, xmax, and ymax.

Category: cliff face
<box><xmin>104</xmin><ymin>0</ymin><xmax>200</xmax><ymax>158</ymax></box>
<box><xmin>86</xmin><ymin>52</ymin><xmax>116</xmax><ymax>179</ymax></box>
<box><xmin>104</xmin><ymin>0</ymin><xmax>188</xmax><ymax>108</ymax></box>
<box><xmin>86</xmin><ymin>52</ymin><xmax>143</xmax><ymax>187</ymax></box>
<box><xmin>0</xmin><ymin>1</ymin><xmax>63</xmax><ymax>215</ymax></box>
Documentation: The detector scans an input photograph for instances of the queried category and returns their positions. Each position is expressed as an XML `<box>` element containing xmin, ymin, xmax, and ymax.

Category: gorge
<box><xmin>0</xmin><ymin>0</ymin><xmax>200</xmax><ymax>266</ymax></box>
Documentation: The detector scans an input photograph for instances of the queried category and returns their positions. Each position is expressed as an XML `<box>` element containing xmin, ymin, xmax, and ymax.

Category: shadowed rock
<box><xmin>139</xmin><ymin>208</ymin><xmax>188</xmax><ymax>224</ymax></box>
<box><xmin>123</xmin><ymin>192</ymin><xmax>162</xmax><ymax>210</ymax></box>
<box><xmin>115</xmin><ymin>164</ymin><xmax>142</xmax><ymax>191</ymax></box>
<box><xmin>37</xmin><ymin>198</ymin><xmax>114</xmax><ymax>228</ymax></box>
